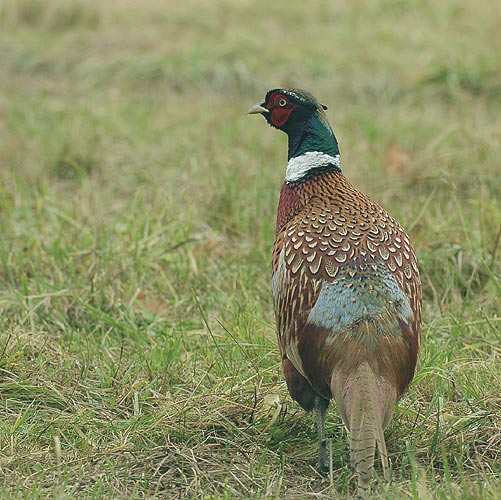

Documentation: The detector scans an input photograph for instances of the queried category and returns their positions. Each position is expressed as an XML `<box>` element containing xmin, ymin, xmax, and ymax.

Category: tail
<box><xmin>346</xmin><ymin>362</ymin><xmax>395</xmax><ymax>496</ymax></box>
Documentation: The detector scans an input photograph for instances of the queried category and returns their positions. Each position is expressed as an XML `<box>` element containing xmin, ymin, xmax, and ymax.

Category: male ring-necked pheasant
<box><xmin>248</xmin><ymin>89</ymin><xmax>422</xmax><ymax>496</ymax></box>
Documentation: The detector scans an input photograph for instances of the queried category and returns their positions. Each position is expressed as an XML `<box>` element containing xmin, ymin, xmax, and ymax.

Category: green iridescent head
<box><xmin>248</xmin><ymin>88</ymin><xmax>340</xmax><ymax>160</ymax></box>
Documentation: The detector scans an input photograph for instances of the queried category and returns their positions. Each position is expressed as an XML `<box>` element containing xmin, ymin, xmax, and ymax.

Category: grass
<box><xmin>0</xmin><ymin>0</ymin><xmax>500</xmax><ymax>498</ymax></box>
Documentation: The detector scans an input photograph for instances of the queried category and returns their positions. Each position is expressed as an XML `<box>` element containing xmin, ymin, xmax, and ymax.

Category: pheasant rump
<box><xmin>248</xmin><ymin>89</ymin><xmax>422</xmax><ymax>496</ymax></box>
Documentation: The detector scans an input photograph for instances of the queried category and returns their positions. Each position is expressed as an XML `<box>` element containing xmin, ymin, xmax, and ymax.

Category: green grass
<box><xmin>0</xmin><ymin>0</ymin><xmax>500</xmax><ymax>498</ymax></box>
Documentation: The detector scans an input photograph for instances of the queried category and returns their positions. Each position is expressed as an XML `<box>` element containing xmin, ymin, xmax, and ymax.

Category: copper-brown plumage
<box><xmin>249</xmin><ymin>88</ymin><xmax>422</xmax><ymax>496</ymax></box>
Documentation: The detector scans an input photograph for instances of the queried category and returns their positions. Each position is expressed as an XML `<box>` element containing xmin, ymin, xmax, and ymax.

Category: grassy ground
<box><xmin>0</xmin><ymin>0</ymin><xmax>500</xmax><ymax>498</ymax></box>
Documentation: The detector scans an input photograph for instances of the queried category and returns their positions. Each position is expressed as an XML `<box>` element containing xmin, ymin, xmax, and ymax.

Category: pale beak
<box><xmin>246</xmin><ymin>102</ymin><xmax>269</xmax><ymax>115</ymax></box>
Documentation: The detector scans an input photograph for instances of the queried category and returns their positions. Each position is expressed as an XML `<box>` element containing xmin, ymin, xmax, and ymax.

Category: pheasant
<box><xmin>248</xmin><ymin>89</ymin><xmax>422</xmax><ymax>496</ymax></box>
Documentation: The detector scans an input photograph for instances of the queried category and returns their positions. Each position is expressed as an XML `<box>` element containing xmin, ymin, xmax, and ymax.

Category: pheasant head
<box><xmin>248</xmin><ymin>88</ymin><xmax>341</xmax><ymax>181</ymax></box>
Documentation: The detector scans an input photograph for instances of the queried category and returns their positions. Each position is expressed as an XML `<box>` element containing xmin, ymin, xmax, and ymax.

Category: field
<box><xmin>0</xmin><ymin>0</ymin><xmax>500</xmax><ymax>498</ymax></box>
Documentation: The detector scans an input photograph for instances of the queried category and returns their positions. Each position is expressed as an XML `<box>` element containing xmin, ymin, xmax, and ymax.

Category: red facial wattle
<box><xmin>266</xmin><ymin>93</ymin><xmax>296</xmax><ymax>128</ymax></box>
<box><xmin>271</xmin><ymin>107</ymin><xmax>294</xmax><ymax>127</ymax></box>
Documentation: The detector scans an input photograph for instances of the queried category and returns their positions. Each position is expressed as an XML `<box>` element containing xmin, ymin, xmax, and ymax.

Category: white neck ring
<box><xmin>285</xmin><ymin>152</ymin><xmax>340</xmax><ymax>182</ymax></box>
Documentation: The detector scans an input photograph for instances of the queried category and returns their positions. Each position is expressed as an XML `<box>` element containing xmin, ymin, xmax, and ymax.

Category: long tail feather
<box><xmin>348</xmin><ymin>362</ymin><xmax>393</xmax><ymax>496</ymax></box>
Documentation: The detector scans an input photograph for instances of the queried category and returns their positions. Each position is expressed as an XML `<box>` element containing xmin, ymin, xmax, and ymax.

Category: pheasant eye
<box><xmin>278</xmin><ymin>98</ymin><xmax>287</xmax><ymax>107</ymax></box>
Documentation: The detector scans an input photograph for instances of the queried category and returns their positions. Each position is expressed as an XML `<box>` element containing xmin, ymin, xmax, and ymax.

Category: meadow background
<box><xmin>0</xmin><ymin>0</ymin><xmax>500</xmax><ymax>498</ymax></box>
